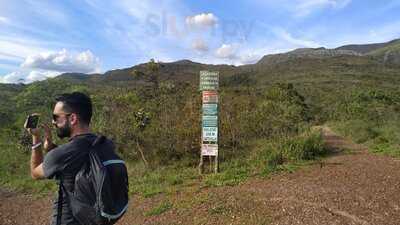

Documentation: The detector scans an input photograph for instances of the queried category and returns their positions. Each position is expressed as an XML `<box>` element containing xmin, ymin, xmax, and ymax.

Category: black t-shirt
<box><xmin>43</xmin><ymin>133</ymin><xmax>97</xmax><ymax>225</ymax></box>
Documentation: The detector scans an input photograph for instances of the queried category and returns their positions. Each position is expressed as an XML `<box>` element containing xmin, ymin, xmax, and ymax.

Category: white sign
<box><xmin>202</xmin><ymin>127</ymin><xmax>218</xmax><ymax>142</ymax></box>
<box><xmin>200</xmin><ymin>71</ymin><xmax>219</xmax><ymax>91</ymax></box>
<box><xmin>201</xmin><ymin>144</ymin><xmax>218</xmax><ymax>156</ymax></box>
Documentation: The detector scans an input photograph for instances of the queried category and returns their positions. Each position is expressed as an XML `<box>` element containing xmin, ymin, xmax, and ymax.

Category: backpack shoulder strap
<box><xmin>92</xmin><ymin>135</ymin><xmax>106</xmax><ymax>148</ymax></box>
<box><xmin>56</xmin><ymin>176</ymin><xmax>64</xmax><ymax>225</ymax></box>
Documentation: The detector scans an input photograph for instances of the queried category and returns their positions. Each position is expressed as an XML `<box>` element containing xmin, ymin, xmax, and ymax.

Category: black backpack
<box><xmin>57</xmin><ymin>135</ymin><xmax>129</xmax><ymax>225</ymax></box>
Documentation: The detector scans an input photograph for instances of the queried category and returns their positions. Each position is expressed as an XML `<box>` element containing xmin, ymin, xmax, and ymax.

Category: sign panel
<box><xmin>203</xmin><ymin>103</ymin><xmax>218</xmax><ymax>115</ymax></box>
<box><xmin>199</xmin><ymin>71</ymin><xmax>219</xmax><ymax>91</ymax></box>
<box><xmin>202</xmin><ymin>91</ymin><xmax>218</xmax><ymax>103</ymax></box>
<box><xmin>202</xmin><ymin>115</ymin><xmax>218</xmax><ymax>127</ymax></box>
<box><xmin>201</xmin><ymin>144</ymin><xmax>218</xmax><ymax>156</ymax></box>
<box><xmin>202</xmin><ymin>127</ymin><xmax>218</xmax><ymax>142</ymax></box>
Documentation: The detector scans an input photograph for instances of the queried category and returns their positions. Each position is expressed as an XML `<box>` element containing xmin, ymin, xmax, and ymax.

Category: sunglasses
<box><xmin>52</xmin><ymin>113</ymin><xmax>71</xmax><ymax>121</ymax></box>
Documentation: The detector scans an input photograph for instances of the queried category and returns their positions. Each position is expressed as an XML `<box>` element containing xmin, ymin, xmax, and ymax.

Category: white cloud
<box><xmin>0</xmin><ymin>37</ymin><xmax>52</xmax><ymax>61</ymax></box>
<box><xmin>215</xmin><ymin>44</ymin><xmax>237</xmax><ymax>59</ymax></box>
<box><xmin>366</xmin><ymin>21</ymin><xmax>400</xmax><ymax>43</ymax></box>
<box><xmin>192</xmin><ymin>39</ymin><xmax>209</xmax><ymax>52</ymax></box>
<box><xmin>120</xmin><ymin>0</ymin><xmax>162</xmax><ymax>20</ymax></box>
<box><xmin>0</xmin><ymin>34</ymin><xmax>76</xmax><ymax>63</ymax></box>
<box><xmin>272</xmin><ymin>28</ymin><xmax>320</xmax><ymax>48</ymax></box>
<box><xmin>239</xmin><ymin>53</ymin><xmax>261</xmax><ymax>64</ymax></box>
<box><xmin>22</xmin><ymin>1</ymin><xmax>69</xmax><ymax>26</ymax></box>
<box><xmin>1</xmin><ymin>49</ymin><xmax>101</xmax><ymax>84</ymax></box>
<box><xmin>26</xmin><ymin>70</ymin><xmax>60</xmax><ymax>82</ymax></box>
<box><xmin>295</xmin><ymin>0</ymin><xmax>352</xmax><ymax>17</ymax></box>
<box><xmin>0</xmin><ymin>70</ymin><xmax>61</xmax><ymax>84</ymax></box>
<box><xmin>186</xmin><ymin>13</ymin><xmax>218</xmax><ymax>29</ymax></box>
<box><xmin>0</xmin><ymin>52</ymin><xmax>23</xmax><ymax>62</ymax></box>
<box><xmin>298</xmin><ymin>0</ymin><xmax>350</xmax><ymax>10</ymax></box>
<box><xmin>0</xmin><ymin>71</ymin><xmax>26</xmax><ymax>83</ymax></box>
<box><xmin>83</xmin><ymin>0</ymin><xmax>193</xmax><ymax>64</ymax></box>
<box><xmin>21</xmin><ymin>49</ymin><xmax>100</xmax><ymax>73</ymax></box>
<box><xmin>292</xmin><ymin>0</ymin><xmax>351</xmax><ymax>17</ymax></box>
<box><xmin>253</xmin><ymin>0</ymin><xmax>351</xmax><ymax>17</ymax></box>
<box><xmin>0</xmin><ymin>16</ymin><xmax>9</xmax><ymax>24</ymax></box>
<box><xmin>318</xmin><ymin>20</ymin><xmax>400</xmax><ymax>48</ymax></box>
<box><xmin>0</xmin><ymin>62</ymin><xmax>19</xmax><ymax>71</ymax></box>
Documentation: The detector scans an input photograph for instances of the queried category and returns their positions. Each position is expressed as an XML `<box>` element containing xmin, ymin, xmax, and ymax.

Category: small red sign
<box><xmin>202</xmin><ymin>91</ymin><xmax>218</xmax><ymax>103</ymax></box>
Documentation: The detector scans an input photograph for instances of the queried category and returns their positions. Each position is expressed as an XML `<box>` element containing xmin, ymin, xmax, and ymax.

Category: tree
<box><xmin>146</xmin><ymin>58</ymin><xmax>160</xmax><ymax>89</ymax></box>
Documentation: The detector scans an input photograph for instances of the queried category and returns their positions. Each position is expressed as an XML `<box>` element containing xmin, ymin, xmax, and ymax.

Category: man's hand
<box><xmin>27</xmin><ymin>127</ymin><xmax>41</xmax><ymax>138</ymax></box>
<box><xmin>42</xmin><ymin>124</ymin><xmax>55</xmax><ymax>152</ymax></box>
<box><xmin>27</xmin><ymin>127</ymin><xmax>42</xmax><ymax>145</ymax></box>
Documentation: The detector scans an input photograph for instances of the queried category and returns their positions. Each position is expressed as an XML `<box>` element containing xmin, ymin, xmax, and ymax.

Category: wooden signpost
<box><xmin>199</xmin><ymin>71</ymin><xmax>219</xmax><ymax>174</ymax></box>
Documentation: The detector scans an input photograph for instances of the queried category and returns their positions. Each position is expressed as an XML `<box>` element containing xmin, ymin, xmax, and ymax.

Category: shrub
<box><xmin>280</xmin><ymin>130</ymin><xmax>326</xmax><ymax>161</ymax></box>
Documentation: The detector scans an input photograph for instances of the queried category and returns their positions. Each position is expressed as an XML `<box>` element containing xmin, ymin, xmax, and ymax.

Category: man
<box><xmin>27</xmin><ymin>92</ymin><xmax>98</xmax><ymax>225</ymax></box>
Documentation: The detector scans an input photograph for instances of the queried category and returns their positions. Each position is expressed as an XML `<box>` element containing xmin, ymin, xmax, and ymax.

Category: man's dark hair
<box><xmin>55</xmin><ymin>92</ymin><xmax>92</xmax><ymax>125</ymax></box>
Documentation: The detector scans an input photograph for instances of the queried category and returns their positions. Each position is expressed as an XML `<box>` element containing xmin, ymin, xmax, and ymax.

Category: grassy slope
<box><xmin>367</xmin><ymin>39</ymin><xmax>400</xmax><ymax>56</ymax></box>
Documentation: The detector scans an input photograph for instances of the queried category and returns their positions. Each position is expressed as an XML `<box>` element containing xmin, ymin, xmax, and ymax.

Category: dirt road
<box><xmin>2</xmin><ymin>127</ymin><xmax>400</xmax><ymax>225</ymax></box>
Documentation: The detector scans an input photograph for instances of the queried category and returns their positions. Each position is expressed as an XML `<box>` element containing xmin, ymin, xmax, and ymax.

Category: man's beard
<box><xmin>56</xmin><ymin>120</ymin><xmax>71</xmax><ymax>139</ymax></box>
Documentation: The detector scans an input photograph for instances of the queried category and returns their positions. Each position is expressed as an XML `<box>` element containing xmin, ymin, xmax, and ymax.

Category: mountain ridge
<box><xmin>48</xmin><ymin>38</ymin><xmax>400</xmax><ymax>85</ymax></box>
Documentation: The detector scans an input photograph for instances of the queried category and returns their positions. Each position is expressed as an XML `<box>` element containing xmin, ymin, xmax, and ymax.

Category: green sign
<box><xmin>203</xmin><ymin>103</ymin><xmax>218</xmax><ymax>115</ymax></box>
<box><xmin>202</xmin><ymin>127</ymin><xmax>218</xmax><ymax>142</ymax></box>
<box><xmin>202</xmin><ymin>115</ymin><xmax>218</xmax><ymax>127</ymax></box>
<box><xmin>200</xmin><ymin>71</ymin><xmax>219</xmax><ymax>91</ymax></box>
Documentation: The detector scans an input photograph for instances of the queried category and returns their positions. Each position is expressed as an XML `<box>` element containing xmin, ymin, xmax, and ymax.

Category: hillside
<box><xmin>335</xmin><ymin>38</ymin><xmax>400</xmax><ymax>54</ymax></box>
<box><xmin>21</xmin><ymin>38</ymin><xmax>393</xmax><ymax>89</ymax></box>
<box><xmin>2</xmin><ymin>38</ymin><xmax>400</xmax><ymax>225</ymax></box>
<box><xmin>366</xmin><ymin>39</ymin><xmax>400</xmax><ymax>65</ymax></box>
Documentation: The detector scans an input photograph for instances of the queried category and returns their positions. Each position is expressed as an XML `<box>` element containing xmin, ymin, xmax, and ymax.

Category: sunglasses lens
<box><xmin>52</xmin><ymin>113</ymin><xmax>72</xmax><ymax>121</ymax></box>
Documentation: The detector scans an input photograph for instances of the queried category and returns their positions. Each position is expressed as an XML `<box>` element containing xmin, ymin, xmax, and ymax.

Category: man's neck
<box><xmin>70</xmin><ymin>127</ymin><xmax>91</xmax><ymax>139</ymax></box>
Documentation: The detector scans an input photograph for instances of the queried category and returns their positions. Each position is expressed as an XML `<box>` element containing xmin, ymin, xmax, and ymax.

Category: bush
<box><xmin>250</xmin><ymin>129</ymin><xmax>325</xmax><ymax>174</ymax></box>
<box><xmin>280</xmin><ymin>130</ymin><xmax>326</xmax><ymax>161</ymax></box>
<box><xmin>333</xmin><ymin>120</ymin><xmax>379</xmax><ymax>144</ymax></box>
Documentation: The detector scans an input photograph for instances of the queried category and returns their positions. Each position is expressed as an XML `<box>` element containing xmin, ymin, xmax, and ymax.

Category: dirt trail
<box><xmin>2</xmin><ymin>126</ymin><xmax>400</xmax><ymax>225</ymax></box>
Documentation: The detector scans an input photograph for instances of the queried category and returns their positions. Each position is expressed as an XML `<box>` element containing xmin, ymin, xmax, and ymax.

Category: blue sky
<box><xmin>1</xmin><ymin>0</ymin><xmax>400</xmax><ymax>83</ymax></box>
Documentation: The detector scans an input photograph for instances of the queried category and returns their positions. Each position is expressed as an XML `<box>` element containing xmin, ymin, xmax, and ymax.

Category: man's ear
<box><xmin>70</xmin><ymin>113</ymin><xmax>79</xmax><ymax>125</ymax></box>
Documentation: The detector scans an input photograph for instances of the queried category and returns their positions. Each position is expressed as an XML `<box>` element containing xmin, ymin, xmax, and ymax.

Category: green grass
<box><xmin>201</xmin><ymin>129</ymin><xmax>327</xmax><ymax>187</ymax></box>
<box><xmin>330</xmin><ymin>121</ymin><xmax>400</xmax><ymax>158</ymax></box>
<box><xmin>0</xmin><ymin>138</ymin><xmax>56</xmax><ymax>194</ymax></box>
<box><xmin>371</xmin><ymin>143</ymin><xmax>400</xmax><ymax>157</ymax></box>
<box><xmin>0</xmin><ymin>126</ymin><xmax>328</xmax><ymax>203</ymax></box>
<box><xmin>203</xmin><ymin>162</ymin><xmax>250</xmax><ymax>187</ymax></box>
<box><xmin>126</xmin><ymin>128</ymin><xmax>328</xmax><ymax>196</ymax></box>
<box><xmin>367</xmin><ymin>40</ymin><xmax>400</xmax><ymax>56</ymax></box>
<box><xmin>208</xmin><ymin>203</ymin><xmax>230</xmax><ymax>215</ymax></box>
<box><xmin>144</xmin><ymin>201</ymin><xmax>173</xmax><ymax>216</ymax></box>
<box><xmin>331</xmin><ymin>120</ymin><xmax>380</xmax><ymax>144</ymax></box>
<box><xmin>128</xmin><ymin>163</ymin><xmax>199</xmax><ymax>197</ymax></box>
<box><xmin>248</xmin><ymin>129</ymin><xmax>327</xmax><ymax>174</ymax></box>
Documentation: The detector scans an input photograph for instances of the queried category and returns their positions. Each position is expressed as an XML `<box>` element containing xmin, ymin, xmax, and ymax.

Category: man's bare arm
<box><xmin>29</xmin><ymin>129</ymin><xmax>45</xmax><ymax>179</ymax></box>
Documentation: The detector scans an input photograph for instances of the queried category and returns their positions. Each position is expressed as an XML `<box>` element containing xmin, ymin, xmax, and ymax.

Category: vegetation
<box><xmin>145</xmin><ymin>201</ymin><xmax>173</xmax><ymax>216</ymax></box>
<box><xmin>1</xmin><ymin>46</ymin><xmax>400</xmax><ymax>197</ymax></box>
